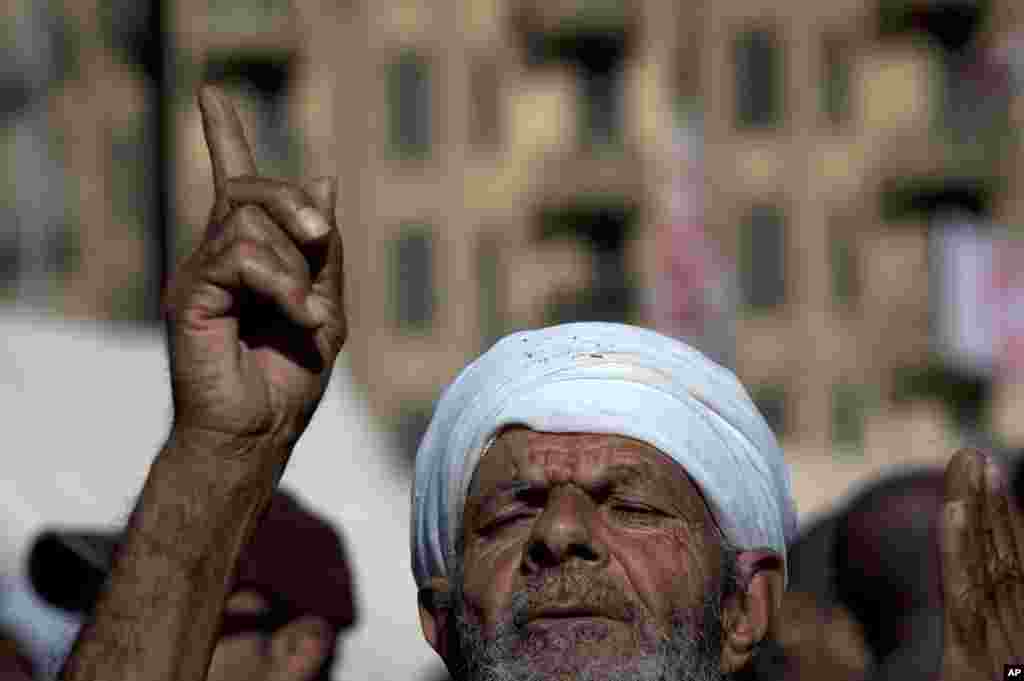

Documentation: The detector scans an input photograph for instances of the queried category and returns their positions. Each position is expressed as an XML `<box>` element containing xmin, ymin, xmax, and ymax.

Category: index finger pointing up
<box><xmin>198</xmin><ymin>84</ymin><xmax>258</xmax><ymax>192</ymax></box>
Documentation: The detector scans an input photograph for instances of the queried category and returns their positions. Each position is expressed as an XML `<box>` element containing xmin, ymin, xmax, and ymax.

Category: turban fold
<box><xmin>411</xmin><ymin>322</ymin><xmax>797</xmax><ymax>589</ymax></box>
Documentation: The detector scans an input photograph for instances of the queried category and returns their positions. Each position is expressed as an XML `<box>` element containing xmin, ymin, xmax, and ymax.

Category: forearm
<box><xmin>59</xmin><ymin>429</ymin><xmax>283</xmax><ymax>681</ymax></box>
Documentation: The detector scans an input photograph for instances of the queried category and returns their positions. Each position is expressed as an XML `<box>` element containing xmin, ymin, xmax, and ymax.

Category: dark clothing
<box><xmin>0</xmin><ymin>635</ymin><xmax>35</xmax><ymax>681</ymax></box>
<box><xmin>29</xmin><ymin>487</ymin><xmax>358</xmax><ymax>637</ymax></box>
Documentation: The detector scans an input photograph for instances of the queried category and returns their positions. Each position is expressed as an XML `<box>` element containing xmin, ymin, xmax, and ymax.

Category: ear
<box><xmin>267</xmin><ymin>615</ymin><xmax>334</xmax><ymax>681</ymax></box>
<box><xmin>720</xmin><ymin>549</ymin><xmax>785</xmax><ymax>675</ymax></box>
<box><xmin>418</xmin><ymin>576</ymin><xmax>455</xmax><ymax>660</ymax></box>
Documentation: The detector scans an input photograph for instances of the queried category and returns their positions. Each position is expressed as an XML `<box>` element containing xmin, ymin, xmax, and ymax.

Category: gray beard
<box><xmin>447</xmin><ymin>566</ymin><xmax>730</xmax><ymax>681</ymax></box>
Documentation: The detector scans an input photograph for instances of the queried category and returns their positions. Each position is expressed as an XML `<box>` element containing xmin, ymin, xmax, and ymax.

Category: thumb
<box><xmin>304</xmin><ymin>176</ymin><xmax>337</xmax><ymax>225</ymax></box>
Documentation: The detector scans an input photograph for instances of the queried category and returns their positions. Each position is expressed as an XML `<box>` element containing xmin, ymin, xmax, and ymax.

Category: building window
<box><xmin>579</xmin><ymin>66</ymin><xmax>623</xmax><ymax>149</ymax></box>
<box><xmin>477</xmin><ymin>233</ymin><xmax>503</xmax><ymax>350</ymax></box>
<box><xmin>739</xmin><ymin>204</ymin><xmax>786</xmax><ymax>311</ymax></box>
<box><xmin>538</xmin><ymin>200</ymin><xmax>636</xmax><ymax>324</ymax></box>
<box><xmin>43</xmin><ymin>222</ymin><xmax>79</xmax><ymax>279</ymax></box>
<box><xmin>208</xmin><ymin>0</ymin><xmax>290</xmax><ymax>15</ymax></box>
<box><xmin>387</xmin><ymin>53</ymin><xmax>432</xmax><ymax>159</ymax></box>
<box><xmin>395</xmin><ymin>404</ymin><xmax>434</xmax><ymax>467</ymax></box>
<box><xmin>110</xmin><ymin>120</ymin><xmax>155</xmax><ymax>234</ymax></box>
<box><xmin>752</xmin><ymin>383</ymin><xmax>788</xmax><ymax>437</ymax></box>
<box><xmin>205</xmin><ymin>0</ymin><xmax>291</xmax><ymax>32</ymax></box>
<box><xmin>735</xmin><ymin>28</ymin><xmax>783</xmax><ymax>129</ymax></box>
<box><xmin>391</xmin><ymin>225</ymin><xmax>435</xmax><ymax>332</ymax></box>
<box><xmin>2</xmin><ymin>116</ymin><xmax>75</xmax><ymax>302</ymax></box>
<box><xmin>235</xmin><ymin>83</ymin><xmax>294</xmax><ymax>175</ymax></box>
<box><xmin>0</xmin><ymin>218</ymin><xmax>19</xmax><ymax>291</ymax></box>
<box><xmin>829</xmin><ymin>217</ymin><xmax>859</xmax><ymax>310</ymax></box>
<box><xmin>203</xmin><ymin>56</ymin><xmax>298</xmax><ymax>178</ymax></box>
<box><xmin>831</xmin><ymin>382</ymin><xmax>865</xmax><ymax>456</ymax></box>
<box><xmin>938</xmin><ymin>52</ymin><xmax>1014</xmax><ymax>163</ymax></box>
<box><xmin>821</xmin><ymin>36</ymin><xmax>851</xmax><ymax>126</ymax></box>
<box><xmin>470</xmin><ymin>58</ymin><xmax>500</xmax><ymax>150</ymax></box>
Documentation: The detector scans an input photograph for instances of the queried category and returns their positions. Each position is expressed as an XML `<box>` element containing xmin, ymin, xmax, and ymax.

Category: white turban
<box><xmin>411</xmin><ymin>322</ymin><xmax>797</xmax><ymax>590</ymax></box>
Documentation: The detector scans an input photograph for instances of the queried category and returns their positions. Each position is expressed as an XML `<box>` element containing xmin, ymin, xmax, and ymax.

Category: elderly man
<box><xmin>408</xmin><ymin>321</ymin><xmax>793</xmax><ymax>681</ymax></box>
<box><xmin>57</xmin><ymin>87</ymin><xmax>1023</xmax><ymax>681</ymax></box>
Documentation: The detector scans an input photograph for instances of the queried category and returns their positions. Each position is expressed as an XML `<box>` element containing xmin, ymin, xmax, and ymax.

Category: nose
<box><xmin>523</xmin><ymin>486</ymin><xmax>608</xmax><ymax>573</ymax></box>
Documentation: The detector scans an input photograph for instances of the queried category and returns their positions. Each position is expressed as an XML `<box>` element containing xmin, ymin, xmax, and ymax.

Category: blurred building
<box><xmin>168</xmin><ymin>0</ymin><xmax>701</xmax><ymax>466</ymax></box>
<box><xmin>1</xmin><ymin>0</ymin><xmax>162</xmax><ymax>320</ymax></box>
<box><xmin>701</xmin><ymin>0</ymin><xmax>1024</xmax><ymax>512</ymax></box>
<box><xmin>5</xmin><ymin>0</ymin><xmax>1024</xmax><ymax>518</ymax></box>
<box><xmin>312</xmin><ymin>0</ymin><xmax>1024</xmax><ymax>514</ymax></box>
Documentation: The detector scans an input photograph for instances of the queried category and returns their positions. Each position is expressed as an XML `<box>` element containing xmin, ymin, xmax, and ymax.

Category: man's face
<box><xmin>206</xmin><ymin>591</ymin><xmax>276</xmax><ymax>681</ymax></box>
<box><xmin>451</xmin><ymin>427</ymin><xmax>731</xmax><ymax>681</ymax></box>
<box><xmin>204</xmin><ymin>589</ymin><xmax>333</xmax><ymax>681</ymax></box>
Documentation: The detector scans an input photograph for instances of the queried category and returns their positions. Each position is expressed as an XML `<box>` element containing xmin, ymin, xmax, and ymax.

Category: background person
<box><xmin>831</xmin><ymin>469</ymin><xmax>947</xmax><ymax>681</ymax></box>
<box><xmin>1</xmin><ymin>627</ymin><xmax>36</xmax><ymax>680</ymax></box>
<box><xmin>32</xmin><ymin>489</ymin><xmax>356</xmax><ymax>681</ymax></box>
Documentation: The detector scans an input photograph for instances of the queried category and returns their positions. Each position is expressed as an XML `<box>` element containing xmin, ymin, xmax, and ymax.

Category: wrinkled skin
<box><xmin>940</xmin><ymin>449</ymin><xmax>1024</xmax><ymax>680</ymax></box>
<box><xmin>448</xmin><ymin>546</ymin><xmax>732</xmax><ymax>681</ymax></box>
<box><xmin>417</xmin><ymin>427</ymin><xmax>786</xmax><ymax>681</ymax></box>
<box><xmin>163</xmin><ymin>85</ymin><xmax>347</xmax><ymax>460</ymax></box>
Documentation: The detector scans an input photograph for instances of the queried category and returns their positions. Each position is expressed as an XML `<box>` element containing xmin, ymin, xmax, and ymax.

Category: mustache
<box><xmin>505</xmin><ymin>569</ymin><xmax>641</xmax><ymax>627</ymax></box>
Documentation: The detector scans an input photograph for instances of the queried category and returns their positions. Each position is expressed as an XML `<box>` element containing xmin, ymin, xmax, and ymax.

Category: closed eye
<box><xmin>609</xmin><ymin>502</ymin><xmax>670</xmax><ymax>524</ymax></box>
<box><xmin>612</xmin><ymin>504</ymin><xmax>658</xmax><ymax>514</ymax></box>
<box><xmin>480</xmin><ymin>511</ymin><xmax>536</xmax><ymax>536</ymax></box>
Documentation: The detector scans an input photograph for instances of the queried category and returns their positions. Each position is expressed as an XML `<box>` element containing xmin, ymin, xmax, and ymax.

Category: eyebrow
<box><xmin>595</xmin><ymin>464</ymin><xmax>647</xmax><ymax>488</ymax></box>
<box><xmin>473</xmin><ymin>480</ymin><xmax>538</xmax><ymax>519</ymax></box>
<box><xmin>473</xmin><ymin>463</ymin><xmax>659</xmax><ymax>520</ymax></box>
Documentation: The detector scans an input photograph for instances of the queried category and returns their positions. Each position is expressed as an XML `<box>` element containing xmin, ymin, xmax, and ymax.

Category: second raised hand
<box><xmin>940</xmin><ymin>449</ymin><xmax>1024</xmax><ymax>681</ymax></box>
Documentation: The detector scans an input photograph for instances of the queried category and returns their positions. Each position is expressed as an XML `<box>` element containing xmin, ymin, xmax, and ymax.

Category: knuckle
<box><xmin>271</xmin><ymin>182</ymin><xmax>304</xmax><ymax>209</ymax></box>
<box><xmin>231</xmin><ymin>203</ymin><xmax>271</xmax><ymax>227</ymax></box>
<box><xmin>272</xmin><ymin>273</ymin><xmax>306</xmax><ymax>300</ymax></box>
<box><xmin>225</xmin><ymin>205</ymin><xmax>275</xmax><ymax>243</ymax></box>
<box><xmin>987</xmin><ymin>554</ymin><xmax>1024</xmax><ymax>583</ymax></box>
<box><xmin>281</xmin><ymin>247</ymin><xmax>312</xmax><ymax>282</ymax></box>
<box><xmin>226</xmin><ymin>239</ymin><xmax>271</xmax><ymax>267</ymax></box>
<box><xmin>232</xmin><ymin>244</ymin><xmax>305</xmax><ymax>292</ymax></box>
<box><xmin>208</xmin><ymin>198</ymin><xmax>232</xmax><ymax>230</ymax></box>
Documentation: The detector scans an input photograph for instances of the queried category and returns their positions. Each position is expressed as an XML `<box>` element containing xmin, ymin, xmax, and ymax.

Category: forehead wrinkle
<box><xmin>519</xmin><ymin>449</ymin><xmax>654</xmax><ymax>489</ymax></box>
<box><xmin>469</xmin><ymin>429</ymin><xmax>715</xmax><ymax>518</ymax></box>
<box><xmin>502</xmin><ymin>459</ymin><xmax>676</xmax><ymax>507</ymax></box>
<box><xmin>500</xmin><ymin>432</ymin><xmax>691</xmax><ymax>492</ymax></box>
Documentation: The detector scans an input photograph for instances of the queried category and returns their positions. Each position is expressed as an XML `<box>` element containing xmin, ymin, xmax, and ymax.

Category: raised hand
<box><xmin>940</xmin><ymin>448</ymin><xmax>1024</xmax><ymax>680</ymax></box>
<box><xmin>163</xmin><ymin>85</ymin><xmax>347</xmax><ymax>456</ymax></box>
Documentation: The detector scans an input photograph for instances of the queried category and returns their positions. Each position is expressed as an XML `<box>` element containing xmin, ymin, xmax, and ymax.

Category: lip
<box><xmin>527</xmin><ymin>607</ymin><xmax>616</xmax><ymax>623</ymax></box>
<box><xmin>525</xmin><ymin>613</ymin><xmax>619</xmax><ymax>635</ymax></box>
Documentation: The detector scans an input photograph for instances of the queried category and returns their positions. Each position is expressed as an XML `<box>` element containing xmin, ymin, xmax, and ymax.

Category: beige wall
<box><xmin>30</xmin><ymin>0</ymin><xmax>1024</xmax><ymax>504</ymax></box>
<box><xmin>701</xmin><ymin>0</ymin><xmax>1023</xmax><ymax>509</ymax></box>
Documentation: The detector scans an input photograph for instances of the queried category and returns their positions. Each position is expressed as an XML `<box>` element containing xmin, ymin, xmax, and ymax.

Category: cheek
<box><xmin>613</xmin><ymin>528</ymin><xmax>713</xmax><ymax>622</ymax></box>
<box><xmin>461</xmin><ymin>542</ymin><xmax>524</xmax><ymax>633</ymax></box>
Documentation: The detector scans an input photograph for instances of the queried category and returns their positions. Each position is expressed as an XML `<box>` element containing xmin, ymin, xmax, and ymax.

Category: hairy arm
<box><xmin>57</xmin><ymin>84</ymin><xmax>346</xmax><ymax>681</ymax></box>
<box><xmin>58</xmin><ymin>430</ymin><xmax>281</xmax><ymax>681</ymax></box>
